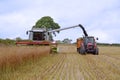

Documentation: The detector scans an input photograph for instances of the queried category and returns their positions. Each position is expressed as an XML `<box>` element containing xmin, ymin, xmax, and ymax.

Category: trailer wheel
<box><xmin>77</xmin><ymin>48</ymin><xmax>80</xmax><ymax>53</ymax></box>
<box><xmin>80</xmin><ymin>47</ymin><xmax>86</xmax><ymax>55</ymax></box>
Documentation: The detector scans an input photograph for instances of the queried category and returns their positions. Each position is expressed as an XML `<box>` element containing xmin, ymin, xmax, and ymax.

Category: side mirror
<box><xmin>96</xmin><ymin>37</ymin><xmax>99</xmax><ymax>40</ymax></box>
<box><xmin>26</xmin><ymin>31</ymin><xmax>28</xmax><ymax>35</ymax></box>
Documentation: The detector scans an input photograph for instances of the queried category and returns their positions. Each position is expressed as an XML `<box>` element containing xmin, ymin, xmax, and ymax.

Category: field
<box><xmin>0</xmin><ymin>45</ymin><xmax>120</xmax><ymax>80</ymax></box>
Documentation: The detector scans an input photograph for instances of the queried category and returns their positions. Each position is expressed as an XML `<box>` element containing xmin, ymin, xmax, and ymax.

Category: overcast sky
<box><xmin>0</xmin><ymin>0</ymin><xmax>120</xmax><ymax>43</ymax></box>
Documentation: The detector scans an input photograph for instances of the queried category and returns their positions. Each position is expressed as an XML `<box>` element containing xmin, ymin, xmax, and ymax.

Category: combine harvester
<box><xmin>16</xmin><ymin>24</ymin><xmax>99</xmax><ymax>55</ymax></box>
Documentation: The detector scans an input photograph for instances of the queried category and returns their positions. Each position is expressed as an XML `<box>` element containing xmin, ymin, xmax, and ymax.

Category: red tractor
<box><xmin>77</xmin><ymin>24</ymin><xmax>99</xmax><ymax>55</ymax></box>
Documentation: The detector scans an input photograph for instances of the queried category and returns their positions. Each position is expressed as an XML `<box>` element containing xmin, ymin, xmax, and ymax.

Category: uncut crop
<box><xmin>0</xmin><ymin>46</ymin><xmax>50</xmax><ymax>70</ymax></box>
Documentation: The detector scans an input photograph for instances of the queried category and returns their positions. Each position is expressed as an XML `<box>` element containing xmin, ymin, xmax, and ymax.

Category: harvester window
<box><xmin>33</xmin><ymin>32</ymin><xmax>45</xmax><ymax>41</ymax></box>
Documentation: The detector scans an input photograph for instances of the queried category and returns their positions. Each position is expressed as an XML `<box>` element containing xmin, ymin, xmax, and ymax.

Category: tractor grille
<box><xmin>88</xmin><ymin>45</ymin><xmax>94</xmax><ymax>49</ymax></box>
<box><xmin>87</xmin><ymin>43</ymin><xmax>94</xmax><ymax>50</ymax></box>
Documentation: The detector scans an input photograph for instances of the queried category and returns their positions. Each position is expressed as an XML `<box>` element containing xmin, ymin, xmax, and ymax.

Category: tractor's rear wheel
<box><xmin>94</xmin><ymin>48</ymin><xmax>99</xmax><ymax>55</ymax></box>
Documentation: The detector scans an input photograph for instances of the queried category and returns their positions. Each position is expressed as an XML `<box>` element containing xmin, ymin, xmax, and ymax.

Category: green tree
<box><xmin>62</xmin><ymin>38</ymin><xmax>72</xmax><ymax>44</ymax></box>
<box><xmin>16</xmin><ymin>37</ymin><xmax>22</xmax><ymax>41</ymax></box>
<box><xmin>34</xmin><ymin>16</ymin><xmax>60</xmax><ymax>30</ymax></box>
<box><xmin>33</xmin><ymin>16</ymin><xmax>60</xmax><ymax>41</ymax></box>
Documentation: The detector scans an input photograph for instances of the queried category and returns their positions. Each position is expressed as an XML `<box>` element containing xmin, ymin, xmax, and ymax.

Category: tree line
<box><xmin>0</xmin><ymin>38</ymin><xmax>120</xmax><ymax>46</ymax></box>
<box><xmin>97</xmin><ymin>43</ymin><xmax>120</xmax><ymax>46</ymax></box>
<box><xmin>0</xmin><ymin>38</ymin><xmax>16</xmax><ymax>45</ymax></box>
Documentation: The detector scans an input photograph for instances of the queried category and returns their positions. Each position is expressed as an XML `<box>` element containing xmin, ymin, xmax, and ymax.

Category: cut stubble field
<box><xmin>0</xmin><ymin>45</ymin><xmax>120</xmax><ymax>80</ymax></box>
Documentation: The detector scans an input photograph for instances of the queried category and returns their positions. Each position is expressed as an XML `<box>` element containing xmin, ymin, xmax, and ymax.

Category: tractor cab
<box><xmin>83</xmin><ymin>37</ymin><xmax>95</xmax><ymax>51</ymax></box>
<box><xmin>83</xmin><ymin>37</ymin><xmax>95</xmax><ymax>47</ymax></box>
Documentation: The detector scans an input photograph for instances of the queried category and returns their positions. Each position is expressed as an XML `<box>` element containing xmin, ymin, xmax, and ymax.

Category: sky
<box><xmin>0</xmin><ymin>0</ymin><xmax>120</xmax><ymax>43</ymax></box>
